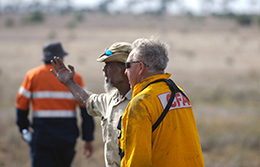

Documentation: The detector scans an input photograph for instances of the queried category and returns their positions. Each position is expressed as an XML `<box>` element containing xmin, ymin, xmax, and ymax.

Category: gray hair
<box><xmin>131</xmin><ymin>37</ymin><xmax>169</xmax><ymax>72</ymax></box>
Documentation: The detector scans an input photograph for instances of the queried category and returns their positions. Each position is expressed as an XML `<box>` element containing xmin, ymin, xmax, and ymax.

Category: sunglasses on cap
<box><xmin>105</xmin><ymin>49</ymin><xmax>130</xmax><ymax>56</ymax></box>
<box><xmin>125</xmin><ymin>61</ymin><xmax>149</xmax><ymax>69</ymax></box>
<box><xmin>105</xmin><ymin>50</ymin><xmax>113</xmax><ymax>56</ymax></box>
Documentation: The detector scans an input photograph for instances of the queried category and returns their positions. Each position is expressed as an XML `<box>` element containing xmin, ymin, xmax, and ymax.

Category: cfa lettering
<box><xmin>166</xmin><ymin>92</ymin><xmax>190</xmax><ymax>108</ymax></box>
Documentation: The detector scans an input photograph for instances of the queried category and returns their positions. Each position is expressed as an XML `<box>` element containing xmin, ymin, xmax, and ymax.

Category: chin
<box><xmin>104</xmin><ymin>80</ymin><xmax>114</xmax><ymax>93</ymax></box>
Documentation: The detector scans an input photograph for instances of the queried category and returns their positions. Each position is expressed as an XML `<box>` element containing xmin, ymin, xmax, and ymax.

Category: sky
<box><xmin>1</xmin><ymin>0</ymin><xmax>259</xmax><ymax>14</ymax></box>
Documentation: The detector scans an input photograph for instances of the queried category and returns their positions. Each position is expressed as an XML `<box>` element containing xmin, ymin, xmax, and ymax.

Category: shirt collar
<box><xmin>113</xmin><ymin>88</ymin><xmax>132</xmax><ymax>102</ymax></box>
<box><xmin>124</xmin><ymin>89</ymin><xmax>133</xmax><ymax>100</ymax></box>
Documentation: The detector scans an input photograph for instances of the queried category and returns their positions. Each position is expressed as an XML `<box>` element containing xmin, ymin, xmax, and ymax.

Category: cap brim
<box><xmin>59</xmin><ymin>52</ymin><xmax>68</xmax><ymax>58</ymax></box>
<box><xmin>97</xmin><ymin>53</ymin><xmax>127</xmax><ymax>63</ymax></box>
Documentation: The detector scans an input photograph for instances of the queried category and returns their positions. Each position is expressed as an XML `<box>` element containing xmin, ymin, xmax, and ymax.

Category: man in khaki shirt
<box><xmin>51</xmin><ymin>42</ymin><xmax>132</xmax><ymax>167</ymax></box>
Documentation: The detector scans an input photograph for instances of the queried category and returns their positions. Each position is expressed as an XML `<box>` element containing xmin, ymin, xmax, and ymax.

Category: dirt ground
<box><xmin>0</xmin><ymin>13</ymin><xmax>259</xmax><ymax>167</ymax></box>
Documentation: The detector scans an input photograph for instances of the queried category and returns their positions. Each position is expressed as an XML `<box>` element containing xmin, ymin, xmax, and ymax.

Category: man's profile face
<box><xmin>103</xmin><ymin>61</ymin><xmax>125</xmax><ymax>91</ymax></box>
<box><xmin>125</xmin><ymin>50</ymin><xmax>140</xmax><ymax>90</ymax></box>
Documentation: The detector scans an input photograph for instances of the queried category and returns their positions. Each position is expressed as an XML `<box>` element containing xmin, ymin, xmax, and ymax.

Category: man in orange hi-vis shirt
<box><xmin>15</xmin><ymin>42</ymin><xmax>95</xmax><ymax>167</ymax></box>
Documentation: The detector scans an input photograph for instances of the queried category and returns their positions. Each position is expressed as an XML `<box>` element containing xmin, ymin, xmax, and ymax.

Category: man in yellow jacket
<box><xmin>119</xmin><ymin>37</ymin><xmax>205</xmax><ymax>167</ymax></box>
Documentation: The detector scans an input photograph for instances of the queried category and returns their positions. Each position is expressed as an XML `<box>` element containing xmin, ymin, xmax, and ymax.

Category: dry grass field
<box><xmin>0</xmin><ymin>13</ymin><xmax>260</xmax><ymax>167</ymax></box>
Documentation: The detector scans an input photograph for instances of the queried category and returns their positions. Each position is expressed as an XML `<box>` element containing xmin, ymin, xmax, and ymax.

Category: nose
<box><xmin>124</xmin><ymin>68</ymin><xmax>128</xmax><ymax>75</ymax></box>
<box><xmin>102</xmin><ymin>65</ymin><xmax>106</xmax><ymax>72</ymax></box>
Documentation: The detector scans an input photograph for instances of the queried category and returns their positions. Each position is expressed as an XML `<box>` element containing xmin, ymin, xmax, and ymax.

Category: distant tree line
<box><xmin>0</xmin><ymin>0</ymin><xmax>259</xmax><ymax>15</ymax></box>
<box><xmin>1</xmin><ymin>0</ymin><xmax>260</xmax><ymax>27</ymax></box>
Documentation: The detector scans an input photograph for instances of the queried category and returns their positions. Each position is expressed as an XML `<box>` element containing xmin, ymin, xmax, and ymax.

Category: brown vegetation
<box><xmin>0</xmin><ymin>13</ymin><xmax>259</xmax><ymax>167</ymax></box>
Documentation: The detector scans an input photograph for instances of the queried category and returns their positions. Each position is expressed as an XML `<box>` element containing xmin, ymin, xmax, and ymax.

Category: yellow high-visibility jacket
<box><xmin>119</xmin><ymin>73</ymin><xmax>204</xmax><ymax>167</ymax></box>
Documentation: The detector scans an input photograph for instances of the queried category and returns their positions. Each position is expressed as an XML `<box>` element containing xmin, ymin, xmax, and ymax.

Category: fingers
<box><xmin>84</xmin><ymin>150</ymin><xmax>90</xmax><ymax>158</ymax></box>
<box><xmin>50</xmin><ymin>69</ymin><xmax>57</xmax><ymax>77</ymax></box>
<box><xmin>51</xmin><ymin>58</ymin><xmax>59</xmax><ymax>72</ymax></box>
<box><xmin>68</xmin><ymin>65</ymin><xmax>75</xmax><ymax>73</ymax></box>
<box><xmin>51</xmin><ymin>57</ymin><xmax>75</xmax><ymax>75</ymax></box>
<box><xmin>84</xmin><ymin>149</ymin><xmax>93</xmax><ymax>158</ymax></box>
<box><xmin>84</xmin><ymin>141</ymin><xmax>94</xmax><ymax>158</ymax></box>
<box><xmin>55</xmin><ymin>56</ymin><xmax>66</xmax><ymax>69</ymax></box>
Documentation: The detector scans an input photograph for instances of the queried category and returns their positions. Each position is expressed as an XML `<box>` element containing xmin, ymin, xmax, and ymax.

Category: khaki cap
<box><xmin>97</xmin><ymin>42</ymin><xmax>132</xmax><ymax>63</ymax></box>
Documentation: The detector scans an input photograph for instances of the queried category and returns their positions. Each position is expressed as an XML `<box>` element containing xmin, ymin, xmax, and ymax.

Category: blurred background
<box><xmin>0</xmin><ymin>0</ymin><xmax>259</xmax><ymax>167</ymax></box>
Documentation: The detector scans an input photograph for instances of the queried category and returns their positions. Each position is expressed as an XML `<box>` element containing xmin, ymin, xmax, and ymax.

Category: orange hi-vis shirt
<box><xmin>16</xmin><ymin>64</ymin><xmax>84</xmax><ymax>118</ymax></box>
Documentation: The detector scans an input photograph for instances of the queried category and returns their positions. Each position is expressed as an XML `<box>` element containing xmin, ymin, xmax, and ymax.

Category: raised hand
<box><xmin>50</xmin><ymin>57</ymin><xmax>75</xmax><ymax>85</ymax></box>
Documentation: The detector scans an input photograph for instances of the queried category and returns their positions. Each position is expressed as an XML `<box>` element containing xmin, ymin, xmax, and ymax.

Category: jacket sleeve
<box><xmin>80</xmin><ymin>106</ymin><xmax>95</xmax><ymax>142</ymax></box>
<box><xmin>16</xmin><ymin>107</ymin><xmax>30</xmax><ymax>132</ymax></box>
<box><xmin>121</xmin><ymin>97</ymin><xmax>153</xmax><ymax>167</ymax></box>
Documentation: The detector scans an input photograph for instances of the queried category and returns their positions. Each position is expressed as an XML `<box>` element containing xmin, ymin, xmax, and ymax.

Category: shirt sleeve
<box><xmin>80</xmin><ymin>107</ymin><xmax>95</xmax><ymax>142</ymax></box>
<box><xmin>16</xmin><ymin>72</ymin><xmax>32</xmax><ymax>110</ymax></box>
<box><xmin>16</xmin><ymin>107</ymin><xmax>30</xmax><ymax>132</ymax></box>
<box><xmin>85</xmin><ymin>93</ymin><xmax>108</xmax><ymax>117</ymax></box>
<box><xmin>121</xmin><ymin>96</ymin><xmax>153</xmax><ymax>167</ymax></box>
<box><xmin>16</xmin><ymin>72</ymin><xmax>32</xmax><ymax>132</ymax></box>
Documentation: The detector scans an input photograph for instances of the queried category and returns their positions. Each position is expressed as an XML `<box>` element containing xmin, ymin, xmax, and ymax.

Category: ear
<box><xmin>138</xmin><ymin>62</ymin><xmax>146</xmax><ymax>75</ymax></box>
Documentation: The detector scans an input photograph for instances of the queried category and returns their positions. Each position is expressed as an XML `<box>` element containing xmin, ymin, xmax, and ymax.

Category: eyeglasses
<box><xmin>125</xmin><ymin>61</ymin><xmax>140</xmax><ymax>69</ymax></box>
<box><xmin>125</xmin><ymin>61</ymin><xmax>149</xmax><ymax>69</ymax></box>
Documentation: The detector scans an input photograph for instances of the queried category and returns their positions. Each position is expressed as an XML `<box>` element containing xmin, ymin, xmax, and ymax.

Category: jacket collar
<box><xmin>132</xmin><ymin>73</ymin><xmax>171</xmax><ymax>97</ymax></box>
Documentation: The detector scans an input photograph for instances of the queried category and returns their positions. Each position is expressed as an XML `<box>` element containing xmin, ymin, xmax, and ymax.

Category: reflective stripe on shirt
<box><xmin>19</xmin><ymin>86</ymin><xmax>75</xmax><ymax>100</ymax></box>
<box><xmin>33</xmin><ymin>110</ymin><xmax>76</xmax><ymax>118</ymax></box>
<box><xmin>32</xmin><ymin>91</ymin><xmax>74</xmax><ymax>99</ymax></box>
<box><xmin>19</xmin><ymin>86</ymin><xmax>31</xmax><ymax>98</ymax></box>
